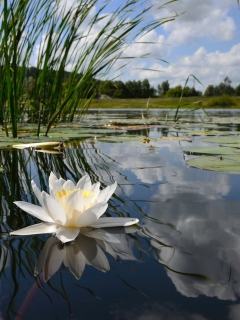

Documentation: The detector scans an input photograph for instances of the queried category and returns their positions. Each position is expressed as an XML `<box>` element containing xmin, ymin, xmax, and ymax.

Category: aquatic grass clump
<box><xmin>204</xmin><ymin>95</ymin><xmax>236</xmax><ymax>108</ymax></box>
<box><xmin>0</xmin><ymin>0</ymin><xmax>177</xmax><ymax>138</ymax></box>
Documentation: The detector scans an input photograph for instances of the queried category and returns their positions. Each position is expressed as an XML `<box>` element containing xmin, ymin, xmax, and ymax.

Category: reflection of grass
<box><xmin>89</xmin><ymin>97</ymin><xmax>240</xmax><ymax>109</ymax></box>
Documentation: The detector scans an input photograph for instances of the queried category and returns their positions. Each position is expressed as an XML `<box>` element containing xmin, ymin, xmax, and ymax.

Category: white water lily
<box><xmin>10</xmin><ymin>172</ymin><xmax>139</xmax><ymax>243</ymax></box>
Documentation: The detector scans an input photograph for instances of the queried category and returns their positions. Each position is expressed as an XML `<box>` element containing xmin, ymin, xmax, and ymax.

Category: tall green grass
<box><xmin>0</xmin><ymin>0</ymin><xmax>176</xmax><ymax>137</ymax></box>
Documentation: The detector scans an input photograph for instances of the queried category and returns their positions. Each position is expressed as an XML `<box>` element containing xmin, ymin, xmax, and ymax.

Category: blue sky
<box><xmin>31</xmin><ymin>0</ymin><xmax>240</xmax><ymax>93</ymax></box>
<box><xmin>109</xmin><ymin>0</ymin><xmax>240</xmax><ymax>92</ymax></box>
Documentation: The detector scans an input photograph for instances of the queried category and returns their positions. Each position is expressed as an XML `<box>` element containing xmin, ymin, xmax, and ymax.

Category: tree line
<box><xmin>99</xmin><ymin>77</ymin><xmax>240</xmax><ymax>98</ymax></box>
<box><xmin>24</xmin><ymin>68</ymin><xmax>240</xmax><ymax>99</ymax></box>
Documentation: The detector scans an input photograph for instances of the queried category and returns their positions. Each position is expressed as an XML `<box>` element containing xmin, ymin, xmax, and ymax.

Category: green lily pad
<box><xmin>202</xmin><ymin>136</ymin><xmax>240</xmax><ymax>144</ymax></box>
<box><xmin>184</xmin><ymin>146</ymin><xmax>238</xmax><ymax>155</ymax></box>
<box><xmin>187</xmin><ymin>155</ymin><xmax>240</xmax><ymax>174</ymax></box>
<box><xmin>220</xmin><ymin>143</ymin><xmax>240</xmax><ymax>148</ymax></box>
<box><xmin>205</xmin><ymin>117</ymin><xmax>240</xmax><ymax>124</ymax></box>
<box><xmin>161</xmin><ymin>136</ymin><xmax>192</xmax><ymax>142</ymax></box>
<box><xmin>96</xmin><ymin>135</ymin><xmax>156</xmax><ymax>143</ymax></box>
<box><xmin>169</xmin><ymin>129</ymin><xmax>240</xmax><ymax>136</ymax></box>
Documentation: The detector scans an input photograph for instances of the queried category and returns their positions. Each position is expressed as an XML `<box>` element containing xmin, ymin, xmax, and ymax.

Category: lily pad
<box><xmin>96</xmin><ymin>135</ymin><xmax>156</xmax><ymax>143</ymax></box>
<box><xmin>187</xmin><ymin>155</ymin><xmax>240</xmax><ymax>174</ymax></box>
<box><xmin>202</xmin><ymin>136</ymin><xmax>240</xmax><ymax>144</ymax></box>
<box><xmin>204</xmin><ymin>117</ymin><xmax>240</xmax><ymax>124</ymax></box>
<box><xmin>169</xmin><ymin>129</ymin><xmax>240</xmax><ymax>136</ymax></box>
<box><xmin>184</xmin><ymin>146</ymin><xmax>238</xmax><ymax>155</ymax></box>
<box><xmin>220</xmin><ymin>143</ymin><xmax>240</xmax><ymax>148</ymax></box>
<box><xmin>161</xmin><ymin>136</ymin><xmax>192</xmax><ymax>142</ymax></box>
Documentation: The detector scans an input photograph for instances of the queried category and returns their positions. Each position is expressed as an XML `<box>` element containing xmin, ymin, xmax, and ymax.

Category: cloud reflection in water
<box><xmin>139</xmin><ymin>191</ymin><xmax>240</xmax><ymax>301</ymax></box>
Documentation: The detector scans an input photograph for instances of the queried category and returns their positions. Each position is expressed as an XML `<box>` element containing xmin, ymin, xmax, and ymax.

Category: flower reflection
<box><xmin>35</xmin><ymin>226</ymin><xmax>137</xmax><ymax>281</ymax></box>
<box><xmin>10</xmin><ymin>172</ymin><xmax>138</xmax><ymax>243</ymax></box>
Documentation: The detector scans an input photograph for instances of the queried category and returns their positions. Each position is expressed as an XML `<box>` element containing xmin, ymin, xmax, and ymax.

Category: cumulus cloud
<box><xmin>128</xmin><ymin>43</ymin><xmax>240</xmax><ymax>90</ymax></box>
<box><xmin>110</xmin><ymin>0</ymin><xmax>240</xmax><ymax>90</ymax></box>
<box><xmin>154</xmin><ymin>0</ymin><xmax>236</xmax><ymax>44</ymax></box>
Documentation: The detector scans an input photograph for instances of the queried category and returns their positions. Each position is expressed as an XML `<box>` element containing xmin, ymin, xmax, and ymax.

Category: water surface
<box><xmin>1</xmin><ymin>109</ymin><xmax>240</xmax><ymax>320</ymax></box>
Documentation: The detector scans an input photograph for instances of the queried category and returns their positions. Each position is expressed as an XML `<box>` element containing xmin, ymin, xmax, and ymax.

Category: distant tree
<box><xmin>214</xmin><ymin>77</ymin><xmax>234</xmax><ymax>96</ymax></box>
<box><xmin>157</xmin><ymin>80</ymin><xmax>169</xmax><ymax>96</ymax></box>
<box><xmin>157</xmin><ymin>84</ymin><xmax>163</xmax><ymax>96</ymax></box>
<box><xmin>162</xmin><ymin>80</ymin><xmax>170</xmax><ymax>95</ymax></box>
<box><xmin>113</xmin><ymin>80</ymin><xmax>129</xmax><ymax>98</ymax></box>
<box><xmin>187</xmin><ymin>87</ymin><xmax>202</xmax><ymax>96</ymax></box>
<box><xmin>140</xmin><ymin>79</ymin><xmax>155</xmax><ymax>98</ymax></box>
<box><xmin>142</xmin><ymin>78</ymin><xmax>150</xmax><ymax>98</ymax></box>
<box><xmin>99</xmin><ymin>80</ymin><xmax>115</xmax><ymax>97</ymax></box>
<box><xmin>235</xmin><ymin>84</ymin><xmax>240</xmax><ymax>96</ymax></box>
<box><xmin>125</xmin><ymin>80</ymin><xmax>142</xmax><ymax>98</ymax></box>
<box><xmin>224</xmin><ymin>76</ymin><xmax>232</xmax><ymax>87</ymax></box>
<box><xmin>166</xmin><ymin>85</ymin><xmax>182</xmax><ymax>97</ymax></box>
<box><xmin>204</xmin><ymin>85</ymin><xmax>216</xmax><ymax>96</ymax></box>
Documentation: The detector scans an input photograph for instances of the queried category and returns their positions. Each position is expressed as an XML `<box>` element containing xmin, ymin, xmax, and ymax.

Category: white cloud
<box><xmin>154</xmin><ymin>0</ymin><xmax>236</xmax><ymax>44</ymax></box>
<box><xmin>127</xmin><ymin>43</ymin><xmax>240</xmax><ymax>90</ymax></box>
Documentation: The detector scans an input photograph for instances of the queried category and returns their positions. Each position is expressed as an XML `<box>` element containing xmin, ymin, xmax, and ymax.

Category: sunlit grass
<box><xmin>88</xmin><ymin>97</ymin><xmax>240</xmax><ymax>109</ymax></box>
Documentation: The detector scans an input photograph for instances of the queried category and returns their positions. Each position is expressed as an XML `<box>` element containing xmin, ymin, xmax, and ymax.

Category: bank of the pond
<box><xmin>89</xmin><ymin>96</ymin><xmax>240</xmax><ymax>109</ymax></box>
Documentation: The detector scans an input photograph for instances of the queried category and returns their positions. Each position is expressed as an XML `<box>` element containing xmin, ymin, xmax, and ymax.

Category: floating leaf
<box><xmin>187</xmin><ymin>155</ymin><xmax>240</xmax><ymax>174</ymax></box>
<box><xmin>202</xmin><ymin>136</ymin><xmax>240</xmax><ymax>144</ymax></box>
<box><xmin>184</xmin><ymin>146</ymin><xmax>238</xmax><ymax>155</ymax></box>
<box><xmin>205</xmin><ymin>117</ymin><xmax>240</xmax><ymax>124</ymax></box>
<box><xmin>161</xmin><ymin>136</ymin><xmax>192</xmax><ymax>142</ymax></box>
<box><xmin>220</xmin><ymin>143</ymin><xmax>240</xmax><ymax>148</ymax></box>
<box><xmin>170</xmin><ymin>129</ymin><xmax>240</xmax><ymax>136</ymax></box>
<box><xmin>96</xmin><ymin>135</ymin><xmax>156</xmax><ymax>143</ymax></box>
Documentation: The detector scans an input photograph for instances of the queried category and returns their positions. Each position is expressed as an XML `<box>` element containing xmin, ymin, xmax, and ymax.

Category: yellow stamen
<box><xmin>56</xmin><ymin>188</ymin><xmax>95</xmax><ymax>200</ymax></box>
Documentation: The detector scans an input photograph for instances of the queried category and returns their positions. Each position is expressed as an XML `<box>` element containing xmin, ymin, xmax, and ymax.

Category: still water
<box><xmin>1</xmin><ymin>109</ymin><xmax>240</xmax><ymax>320</ymax></box>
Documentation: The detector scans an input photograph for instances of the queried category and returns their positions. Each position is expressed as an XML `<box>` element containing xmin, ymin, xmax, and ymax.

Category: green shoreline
<box><xmin>89</xmin><ymin>97</ymin><xmax>240</xmax><ymax>109</ymax></box>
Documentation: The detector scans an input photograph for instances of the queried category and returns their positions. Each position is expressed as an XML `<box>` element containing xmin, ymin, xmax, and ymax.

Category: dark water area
<box><xmin>1</xmin><ymin>109</ymin><xmax>240</xmax><ymax>319</ymax></box>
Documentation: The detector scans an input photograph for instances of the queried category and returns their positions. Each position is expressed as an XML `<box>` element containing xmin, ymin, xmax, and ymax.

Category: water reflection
<box><xmin>139</xmin><ymin>190</ymin><xmax>240</xmax><ymax>301</ymax></box>
<box><xmin>35</xmin><ymin>226</ymin><xmax>137</xmax><ymax>282</ymax></box>
<box><xmin>1</xmin><ymin>111</ymin><xmax>240</xmax><ymax>319</ymax></box>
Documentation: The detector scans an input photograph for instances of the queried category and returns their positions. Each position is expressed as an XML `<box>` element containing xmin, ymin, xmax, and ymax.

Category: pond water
<box><xmin>1</xmin><ymin>108</ymin><xmax>240</xmax><ymax>320</ymax></box>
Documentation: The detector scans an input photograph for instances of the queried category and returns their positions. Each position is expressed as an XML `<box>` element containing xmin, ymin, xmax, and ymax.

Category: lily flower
<box><xmin>10</xmin><ymin>172</ymin><xmax>139</xmax><ymax>243</ymax></box>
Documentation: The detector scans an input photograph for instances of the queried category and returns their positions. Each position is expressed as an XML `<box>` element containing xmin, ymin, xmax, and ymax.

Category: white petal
<box><xmin>97</xmin><ymin>181</ymin><xmax>117</xmax><ymax>203</ymax></box>
<box><xmin>10</xmin><ymin>222</ymin><xmax>57</xmax><ymax>236</ymax></box>
<box><xmin>89</xmin><ymin>217</ymin><xmax>139</xmax><ymax>228</ymax></box>
<box><xmin>90</xmin><ymin>182</ymin><xmax>100</xmax><ymax>196</ymax></box>
<box><xmin>64</xmin><ymin>190</ymin><xmax>84</xmax><ymax>218</ymax></box>
<box><xmin>41</xmin><ymin>191</ymin><xmax>66</xmax><ymax>225</ymax></box>
<box><xmin>14</xmin><ymin>201</ymin><xmax>53</xmax><ymax>222</ymax></box>
<box><xmin>31</xmin><ymin>180</ymin><xmax>44</xmax><ymax>206</ymax></box>
<box><xmin>63</xmin><ymin>180</ymin><xmax>75</xmax><ymax>190</ymax></box>
<box><xmin>76</xmin><ymin>175</ymin><xmax>92</xmax><ymax>190</ymax></box>
<box><xmin>75</xmin><ymin>202</ymin><xmax>108</xmax><ymax>227</ymax></box>
<box><xmin>56</xmin><ymin>226</ymin><xmax>80</xmax><ymax>243</ymax></box>
<box><xmin>81</xmin><ymin>228</ymin><xmax>120</xmax><ymax>243</ymax></box>
<box><xmin>49</xmin><ymin>172</ymin><xmax>66</xmax><ymax>191</ymax></box>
